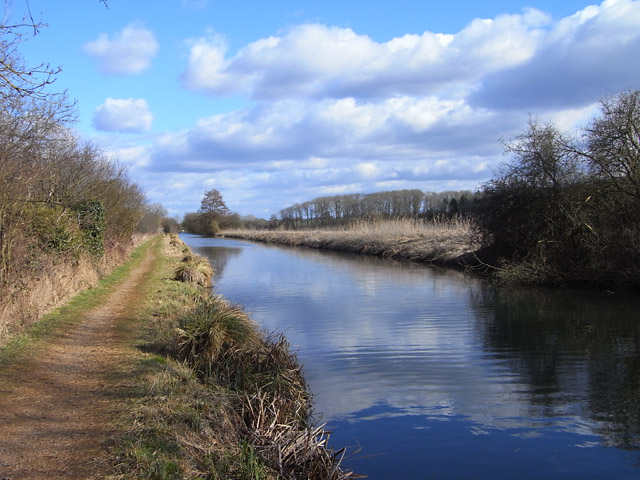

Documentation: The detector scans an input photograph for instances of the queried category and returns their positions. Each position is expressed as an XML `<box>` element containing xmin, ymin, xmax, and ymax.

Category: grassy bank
<box><xmin>0</xmin><ymin>238</ymin><xmax>155</xmax><ymax>368</ymax></box>
<box><xmin>111</xmin><ymin>234</ymin><xmax>352</xmax><ymax>479</ymax></box>
<box><xmin>0</xmin><ymin>233</ymin><xmax>153</xmax><ymax>346</ymax></box>
<box><xmin>220</xmin><ymin>218</ymin><xmax>477</xmax><ymax>267</ymax></box>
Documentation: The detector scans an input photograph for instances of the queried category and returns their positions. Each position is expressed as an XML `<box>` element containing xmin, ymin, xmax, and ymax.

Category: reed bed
<box><xmin>222</xmin><ymin>218</ymin><xmax>477</xmax><ymax>266</ymax></box>
<box><xmin>174</xmin><ymin>293</ymin><xmax>354</xmax><ymax>478</ymax></box>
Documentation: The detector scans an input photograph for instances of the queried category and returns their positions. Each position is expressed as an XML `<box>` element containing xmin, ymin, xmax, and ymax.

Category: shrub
<box><xmin>474</xmin><ymin>91</ymin><xmax>640</xmax><ymax>288</ymax></box>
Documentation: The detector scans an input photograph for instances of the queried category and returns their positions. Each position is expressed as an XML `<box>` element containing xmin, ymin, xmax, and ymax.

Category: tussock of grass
<box><xmin>176</xmin><ymin>297</ymin><xmax>262</xmax><ymax>374</ymax></box>
<box><xmin>113</xmin><ymin>235</ymin><xmax>353</xmax><ymax>479</ymax></box>
<box><xmin>173</xmin><ymin>255</ymin><xmax>214</xmax><ymax>288</ymax></box>
<box><xmin>222</xmin><ymin>218</ymin><xmax>477</xmax><ymax>265</ymax></box>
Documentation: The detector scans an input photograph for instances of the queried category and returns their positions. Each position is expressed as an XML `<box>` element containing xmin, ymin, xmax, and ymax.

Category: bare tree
<box><xmin>200</xmin><ymin>188</ymin><xmax>230</xmax><ymax>217</ymax></box>
<box><xmin>0</xmin><ymin>2</ymin><xmax>63</xmax><ymax>103</ymax></box>
<box><xmin>584</xmin><ymin>90</ymin><xmax>640</xmax><ymax>202</ymax></box>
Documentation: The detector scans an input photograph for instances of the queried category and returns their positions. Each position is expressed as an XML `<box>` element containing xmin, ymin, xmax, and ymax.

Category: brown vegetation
<box><xmin>0</xmin><ymin>237</ymin><xmax>159</xmax><ymax>479</ymax></box>
<box><xmin>173</xmin><ymin>253</ymin><xmax>214</xmax><ymax>287</ymax></box>
<box><xmin>222</xmin><ymin>218</ymin><xmax>477</xmax><ymax>266</ymax></box>
<box><xmin>276</xmin><ymin>189</ymin><xmax>479</xmax><ymax>229</ymax></box>
<box><xmin>0</xmin><ymin>8</ymin><xmax>177</xmax><ymax>342</ymax></box>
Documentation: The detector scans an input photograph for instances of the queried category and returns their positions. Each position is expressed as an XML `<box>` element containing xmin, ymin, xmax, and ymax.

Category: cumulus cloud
<box><xmin>93</xmin><ymin>98</ymin><xmax>154</xmax><ymax>133</ymax></box>
<box><xmin>143</xmin><ymin>95</ymin><xmax>511</xmax><ymax>216</ymax></box>
<box><xmin>84</xmin><ymin>22</ymin><xmax>159</xmax><ymax>75</ymax></box>
<box><xmin>129</xmin><ymin>1</ymin><xmax>640</xmax><ymax>217</ymax></box>
<box><xmin>470</xmin><ymin>0</ymin><xmax>640</xmax><ymax>110</ymax></box>
<box><xmin>181</xmin><ymin>11</ymin><xmax>548</xmax><ymax>99</ymax></box>
<box><xmin>180</xmin><ymin>0</ymin><xmax>640</xmax><ymax>112</ymax></box>
<box><xmin>149</xmin><ymin>97</ymin><xmax>500</xmax><ymax>168</ymax></box>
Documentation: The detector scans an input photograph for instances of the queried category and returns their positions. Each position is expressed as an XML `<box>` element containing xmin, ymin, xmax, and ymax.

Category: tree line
<box><xmin>0</xmin><ymin>12</ymin><xmax>172</xmax><ymax>289</ymax></box>
<box><xmin>276</xmin><ymin>189</ymin><xmax>480</xmax><ymax>229</ymax></box>
<box><xmin>182</xmin><ymin>88</ymin><xmax>640</xmax><ymax>291</ymax></box>
<box><xmin>474</xmin><ymin>90</ymin><xmax>640</xmax><ymax>288</ymax></box>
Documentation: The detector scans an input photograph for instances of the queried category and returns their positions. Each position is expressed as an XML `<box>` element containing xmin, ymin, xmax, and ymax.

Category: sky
<box><xmin>11</xmin><ymin>0</ymin><xmax>640</xmax><ymax>218</ymax></box>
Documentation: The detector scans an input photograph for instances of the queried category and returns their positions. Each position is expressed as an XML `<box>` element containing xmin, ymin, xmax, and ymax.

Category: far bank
<box><xmin>219</xmin><ymin>219</ymin><xmax>478</xmax><ymax>268</ymax></box>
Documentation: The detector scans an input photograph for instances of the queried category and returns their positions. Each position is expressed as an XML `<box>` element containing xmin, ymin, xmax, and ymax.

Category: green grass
<box><xmin>0</xmin><ymin>237</ymin><xmax>158</xmax><ymax>368</ymax></box>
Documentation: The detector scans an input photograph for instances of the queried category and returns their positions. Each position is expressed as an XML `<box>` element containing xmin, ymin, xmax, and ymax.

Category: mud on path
<box><xmin>0</xmin><ymin>245</ymin><xmax>156</xmax><ymax>479</ymax></box>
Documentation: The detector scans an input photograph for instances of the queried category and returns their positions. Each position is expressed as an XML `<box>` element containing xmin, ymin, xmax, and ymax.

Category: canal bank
<box><xmin>219</xmin><ymin>219</ymin><xmax>477</xmax><ymax>268</ymax></box>
<box><xmin>115</xmin><ymin>234</ymin><xmax>352</xmax><ymax>479</ymax></box>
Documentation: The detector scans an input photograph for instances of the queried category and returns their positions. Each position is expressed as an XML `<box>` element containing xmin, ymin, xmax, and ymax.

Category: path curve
<box><xmin>0</xmin><ymin>245</ymin><xmax>155</xmax><ymax>479</ymax></box>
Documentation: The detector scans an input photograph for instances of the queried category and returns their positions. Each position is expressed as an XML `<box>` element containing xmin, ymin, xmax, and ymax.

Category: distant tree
<box><xmin>474</xmin><ymin>91</ymin><xmax>640</xmax><ymax>287</ymax></box>
<box><xmin>448</xmin><ymin>197</ymin><xmax>459</xmax><ymax>216</ymax></box>
<box><xmin>161</xmin><ymin>217</ymin><xmax>180</xmax><ymax>234</ymax></box>
<box><xmin>474</xmin><ymin>120</ymin><xmax>582</xmax><ymax>259</ymax></box>
<box><xmin>181</xmin><ymin>212</ymin><xmax>202</xmax><ymax>234</ymax></box>
<box><xmin>136</xmin><ymin>203</ymin><xmax>167</xmax><ymax>233</ymax></box>
<box><xmin>200</xmin><ymin>188</ymin><xmax>229</xmax><ymax>217</ymax></box>
<box><xmin>181</xmin><ymin>189</ymin><xmax>240</xmax><ymax>236</ymax></box>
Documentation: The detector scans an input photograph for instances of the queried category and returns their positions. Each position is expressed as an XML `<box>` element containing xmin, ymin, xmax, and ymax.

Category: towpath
<box><xmin>0</xmin><ymin>242</ymin><xmax>156</xmax><ymax>479</ymax></box>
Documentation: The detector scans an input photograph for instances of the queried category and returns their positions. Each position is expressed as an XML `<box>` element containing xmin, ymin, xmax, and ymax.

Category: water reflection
<box><xmin>471</xmin><ymin>287</ymin><xmax>640</xmax><ymax>449</ymax></box>
<box><xmin>182</xmin><ymin>234</ymin><xmax>640</xmax><ymax>479</ymax></box>
<box><xmin>196</xmin><ymin>246</ymin><xmax>242</xmax><ymax>278</ymax></box>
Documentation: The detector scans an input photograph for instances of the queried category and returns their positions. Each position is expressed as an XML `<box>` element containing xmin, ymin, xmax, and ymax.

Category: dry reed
<box><xmin>175</xmin><ymin>296</ymin><xmax>355</xmax><ymax>478</ymax></box>
<box><xmin>223</xmin><ymin>218</ymin><xmax>477</xmax><ymax>265</ymax></box>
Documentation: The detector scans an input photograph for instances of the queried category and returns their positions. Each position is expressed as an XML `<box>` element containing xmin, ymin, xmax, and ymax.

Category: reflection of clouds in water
<box><xmin>228</xmin><ymin>246</ymin><xmax>540</xmax><ymax>429</ymax></box>
<box><xmin>185</xmin><ymin>235</ymin><xmax>640</xmax><ymax>454</ymax></box>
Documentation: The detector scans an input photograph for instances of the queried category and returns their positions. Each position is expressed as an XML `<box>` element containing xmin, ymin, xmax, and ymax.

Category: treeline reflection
<box><xmin>471</xmin><ymin>287</ymin><xmax>640</xmax><ymax>449</ymax></box>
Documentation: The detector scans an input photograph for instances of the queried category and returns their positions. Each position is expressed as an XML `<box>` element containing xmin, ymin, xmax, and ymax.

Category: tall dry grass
<box><xmin>222</xmin><ymin>217</ymin><xmax>476</xmax><ymax>265</ymax></box>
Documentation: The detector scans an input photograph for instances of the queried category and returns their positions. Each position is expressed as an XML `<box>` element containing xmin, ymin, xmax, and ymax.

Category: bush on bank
<box><xmin>473</xmin><ymin>90</ymin><xmax>640</xmax><ymax>289</ymax></box>
<box><xmin>0</xmin><ymin>10</ymin><xmax>179</xmax><ymax>342</ymax></box>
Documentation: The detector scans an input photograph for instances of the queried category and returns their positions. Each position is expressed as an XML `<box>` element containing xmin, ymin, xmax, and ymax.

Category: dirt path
<box><xmin>0</xmin><ymin>245</ymin><xmax>156</xmax><ymax>479</ymax></box>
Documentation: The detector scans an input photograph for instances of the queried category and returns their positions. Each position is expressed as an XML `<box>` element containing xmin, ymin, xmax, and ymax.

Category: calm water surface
<box><xmin>182</xmin><ymin>234</ymin><xmax>640</xmax><ymax>479</ymax></box>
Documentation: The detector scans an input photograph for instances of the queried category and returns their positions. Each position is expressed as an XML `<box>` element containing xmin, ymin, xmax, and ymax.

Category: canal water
<box><xmin>182</xmin><ymin>234</ymin><xmax>640</xmax><ymax>479</ymax></box>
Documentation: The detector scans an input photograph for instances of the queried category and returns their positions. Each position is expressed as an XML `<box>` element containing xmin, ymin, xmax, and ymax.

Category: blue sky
<box><xmin>12</xmin><ymin>0</ymin><xmax>640</xmax><ymax>218</ymax></box>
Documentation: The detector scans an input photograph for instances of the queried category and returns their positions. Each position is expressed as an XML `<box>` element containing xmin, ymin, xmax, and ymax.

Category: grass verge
<box><xmin>0</xmin><ymin>237</ymin><xmax>156</xmax><ymax>369</ymax></box>
<box><xmin>109</xmin><ymin>234</ymin><xmax>353</xmax><ymax>479</ymax></box>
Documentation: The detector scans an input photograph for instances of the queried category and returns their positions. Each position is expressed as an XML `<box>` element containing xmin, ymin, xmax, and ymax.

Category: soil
<box><xmin>0</xmin><ymin>245</ymin><xmax>156</xmax><ymax>479</ymax></box>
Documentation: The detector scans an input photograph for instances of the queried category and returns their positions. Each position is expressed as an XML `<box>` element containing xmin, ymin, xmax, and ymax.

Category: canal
<box><xmin>182</xmin><ymin>234</ymin><xmax>640</xmax><ymax>479</ymax></box>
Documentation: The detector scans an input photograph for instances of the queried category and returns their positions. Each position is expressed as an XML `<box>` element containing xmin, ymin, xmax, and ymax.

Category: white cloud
<box><xmin>84</xmin><ymin>22</ymin><xmax>159</xmax><ymax>75</ymax></box>
<box><xmin>149</xmin><ymin>96</ymin><xmax>506</xmax><ymax>170</ymax></box>
<box><xmin>140</xmin><ymin>95</ymin><xmax>513</xmax><ymax>217</ymax></box>
<box><xmin>356</xmin><ymin>162</ymin><xmax>380</xmax><ymax>178</ymax></box>
<box><xmin>543</xmin><ymin>104</ymin><xmax>600</xmax><ymax>132</ymax></box>
<box><xmin>180</xmin><ymin>12</ymin><xmax>546</xmax><ymax>100</ymax></box>
<box><xmin>93</xmin><ymin>98</ymin><xmax>154</xmax><ymax>133</ymax></box>
<box><xmin>470</xmin><ymin>0</ymin><xmax>640</xmax><ymax>110</ymax></box>
<box><xmin>180</xmin><ymin>33</ymin><xmax>238</xmax><ymax>92</ymax></box>
<box><xmin>179</xmin><ymin>1</ymin><xmax>640</xmax><ymax>113</ymax></box>
<box><xmin>118</xmin><ymin>1</ymin><xmax>640</xmax><ymax>217</ymax></box>
<box><xmin>109</xmin><ymin>145</ymin><xmax>152</xmax><ymax>169</ymax></box>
